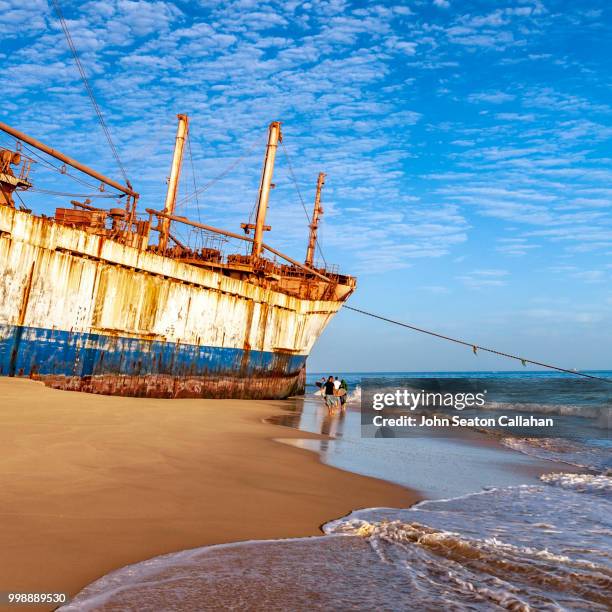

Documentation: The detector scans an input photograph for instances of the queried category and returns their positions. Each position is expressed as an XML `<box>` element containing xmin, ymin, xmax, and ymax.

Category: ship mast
<box><xmin>158</xmin><ymin>114</ymin><xmax>189</xmax><ymax>252</ymax></box>
<box><xmin>251</xmin><ymin>121</ymin><xmax>282</xmax><ymax>258</ymax></box>
<box><xmin>305</xmin><ymin>172</ymin><xmax>325</xmax><ymax>267</ymax></box>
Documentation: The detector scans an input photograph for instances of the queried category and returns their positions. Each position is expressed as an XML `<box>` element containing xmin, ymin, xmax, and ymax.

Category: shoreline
<box><xmin>0</xmin><ymin>378</ymin><xmax>418</xmax><ymax>604</ymax></box>
<box><xmin>269</xmin><ymin>394</ymin><xmax>582</xmax><ymax>502</ymax></box>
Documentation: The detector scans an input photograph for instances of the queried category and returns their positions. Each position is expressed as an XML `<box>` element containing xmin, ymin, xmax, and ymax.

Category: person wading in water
<box><xmin>339</xmin><ymin>378</ymin><xmax>349</xmax><ymax>411</ymax></box>
<box><xmin>323</xmin><ymin>375</ymin><xmax>337</xmax><ymax>414</ymax></box>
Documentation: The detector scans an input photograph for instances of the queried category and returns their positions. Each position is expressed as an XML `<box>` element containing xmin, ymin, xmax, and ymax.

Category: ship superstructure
<box><xmin>0</xmin><ymin>118</ymin><xmax>355</xmax><ymax>398</ymax></box>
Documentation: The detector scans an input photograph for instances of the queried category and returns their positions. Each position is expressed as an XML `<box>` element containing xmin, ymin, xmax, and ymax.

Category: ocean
<box><xmin>61</xmin><ymin>371</ymin><xmax>611</xmax><ymax>611</ymax></box>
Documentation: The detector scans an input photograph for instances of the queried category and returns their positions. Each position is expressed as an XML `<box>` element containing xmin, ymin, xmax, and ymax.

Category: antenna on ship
<box><xmin>243</xmin><ymin>121</ymin><xmax>282</xmax><ymax>258</ymax></box>
<box><xmin>305</xmin><ymin>172</ymin><xmax>325</xmax><ymax>267</ymax></box>
<box><xmin>159</xmin><ymin>114</ymin><xmax>189</xmax><ymax>252</ymax></box>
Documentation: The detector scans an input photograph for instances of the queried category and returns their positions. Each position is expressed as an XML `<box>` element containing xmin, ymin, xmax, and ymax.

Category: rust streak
<box><xmin>17</xmin><ymin>261</ymin><xmax>35</xmax><ymax>326</ymax></box>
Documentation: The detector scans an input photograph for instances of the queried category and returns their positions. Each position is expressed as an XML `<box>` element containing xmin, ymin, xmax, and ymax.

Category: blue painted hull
<box><xmin>0</xmin><ymin>324</ymin><xmax>307</xmax><ymax>399</ymax></box>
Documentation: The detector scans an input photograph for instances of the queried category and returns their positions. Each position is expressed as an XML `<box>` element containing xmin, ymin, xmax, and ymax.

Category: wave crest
<box><xmin>540</xmin><ymin>472</ymin><xmax>612</xmax><ymax>495</ymax></box>
<box><xmin>327</xmin><ymin>515</ymin><xmax>611</xmax><ymax>610</ymax></box>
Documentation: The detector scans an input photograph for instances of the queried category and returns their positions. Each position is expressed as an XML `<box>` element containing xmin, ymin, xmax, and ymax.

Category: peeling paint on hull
<box><xmin>0</xmin><ymin>207</ymin><xmax>353</xmax><ymax>399</ymax></box>
<box><xmin>0</xmin><ymin>323</ymin><xmax>306</xmax><ymax>399</ymax></box>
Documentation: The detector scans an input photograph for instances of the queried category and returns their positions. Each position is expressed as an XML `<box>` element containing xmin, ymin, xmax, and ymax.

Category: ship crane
<box><xmin>0</xmin><ymin>121</ymin><xmax>139</xmax><ymax>209</ymax></box>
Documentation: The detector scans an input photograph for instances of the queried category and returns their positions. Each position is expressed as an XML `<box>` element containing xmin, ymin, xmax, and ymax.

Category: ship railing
<box><xmin>146</xmin><ymin>208</ymin><xmax>336</xmax><ymax>284</ymax></box>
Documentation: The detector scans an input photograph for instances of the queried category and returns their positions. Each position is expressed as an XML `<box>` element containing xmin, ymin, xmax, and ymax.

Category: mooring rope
<box><xmin>343</xmin><ymin>305</ymin><xmax>611</xmax><ymax>383</ymax></box>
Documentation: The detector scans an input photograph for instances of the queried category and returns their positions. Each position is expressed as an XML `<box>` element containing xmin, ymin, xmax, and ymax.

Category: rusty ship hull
<box><xmin>0</xmin><ymin>206</ymin><xmax>352</xmax><ymax>399</ymax></box>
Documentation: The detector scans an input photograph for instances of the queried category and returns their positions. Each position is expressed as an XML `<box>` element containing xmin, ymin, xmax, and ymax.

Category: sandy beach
<box><xmin>0</xmin><ymin>378</ymin><xmax>417</xmax><ymax>604</ymax></box>
<box><xmin>53</xmin><ymin>381</ymin><xmax>609</xmax><ymax>611</ymax></box>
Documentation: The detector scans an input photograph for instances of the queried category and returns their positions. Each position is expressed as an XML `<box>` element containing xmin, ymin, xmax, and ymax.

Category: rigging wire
<box><xmin>29</xmin><ymin>187</ymin><xmax>118</xmax><ymax>199</ymax></box>
<box><xmin>244</xmin><ymin>191</ymin><xmax>259</xmax><ymax>256</ymax></box>
<box><xmin>279</xmin><ymin>140</ymin><xmax>311</xmax><ymax>222</ymax></box>
<box><xmin>18</xmin><ymin>141</ymin><xmax>103</xmax><ymax>191</ymax></box>
<box><xmin>186</xmin><ymin>132</ymin><xmax>202</xmax><ymax>223</ymax></box>
<box><xmin>14</xmin><ymin>190</ymin><xmax>30</xmax><ymax>211</ymax></box>
<box><xmin>1</xmin><ymin>134</ymin><xmax>127</xmax><ymax>214</ymax></box>
<box><xmin>343</xmin><ymin>305</ymin><xmax>612</xmax><ymax>383</ymax></box>
<box><xmin>1</xmin><ymin>136</ymin><xmax>124</xmax><ymax>204</ymax></box>
<box><xmin>247</xmin><ymin>192</ymin><xmax>258</xmax><ymax>226</ymax></box>
<box><xmin>279</xmin><ymin>140</ymin><xmax>327</xmax><ymax>268</ymax></box>
<box><xmin>176</xmin><ymin>137</ymin><xmax>262</xmax><ymax>208</ymax></box>
<box><xmin>186</xmin><ymin>132</ymin><xmax>203</xmax><ymax>249</ymax></box>
<box><xmin>50</xmin><ymin>0</ymin><xmax>131</xmax><ymax>187</ymax></box>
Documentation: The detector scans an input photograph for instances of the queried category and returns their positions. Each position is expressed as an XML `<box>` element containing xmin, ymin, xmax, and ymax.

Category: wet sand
<box><xmin>0</xmin><ymin>378</ymin><xmax>417</xmax><ymax>605</ymax></box>
<box><xmin>270</xmin><ymin>399</ymin><xmax>581</xmax><ymax>500</ymax></box>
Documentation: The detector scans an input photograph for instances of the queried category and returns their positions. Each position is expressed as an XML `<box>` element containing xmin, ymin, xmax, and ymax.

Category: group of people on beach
<box><xmin>315</xmin><ymin>376</ymin><xmax>349</xmax><ymax>414</ymax></box>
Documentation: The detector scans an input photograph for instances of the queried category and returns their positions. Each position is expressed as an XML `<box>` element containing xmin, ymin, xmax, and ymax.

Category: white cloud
<box><xmin>468</xmin><ymin>91</ymin><xmax>516</xmax><ymax>104</ymax></box>
<box><xmin>496</xmin><ymin>113</ymin><xmax>536</xmax><ymax>122</ymax></box>
<box><xmin>496</xmin><ymin>237</ymin><xmax>539</xmax><ymax>256</ymax></box>
<box><xmin>421</xmin><ymin>285</ymin><xmax>451</xmax><ymax>294</ymax></box>
<box><xmin>394</xmin><ymin>41</ymin><xmax>418</xmax><ymax>55</ymax></box>
<box><xmin>457</xmin><ymin>269</ymin><xmax>509</xmax><ymax>289</ymax></box>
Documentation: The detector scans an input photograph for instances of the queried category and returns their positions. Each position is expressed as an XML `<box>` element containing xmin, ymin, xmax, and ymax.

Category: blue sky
<box><xmin>1</xmin><ymin>0</ymin><xmax>610</xmax><ymax>372</ymax></box>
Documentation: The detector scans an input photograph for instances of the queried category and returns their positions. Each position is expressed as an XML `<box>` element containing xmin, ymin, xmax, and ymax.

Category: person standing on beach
<box><xmin>324</xmin><ymin>376</ymin><xmax>337</xmax><ymax>413</ymax></box>
<box><xmin>339</xmin><ymin>378</ymin><xmax>349</xmax><ymax>410</ymax></box>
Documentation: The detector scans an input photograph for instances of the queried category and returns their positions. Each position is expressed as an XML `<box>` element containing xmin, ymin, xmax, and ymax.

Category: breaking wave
<box><xmin>346</xmin><ymin>385</ymin><xmax>361</xmax><ymax>404</ymax></box>
<box><xmin>486</xmin><ymin>400</ymin><xmax>609</xmax><ymax>422</ymax></box>
<box><xmin>540</xmin><ymin>472</ymin><xmax>612</xmax><ymax>495</ymax></box>
<box><xmin>324</xmin><ymin>484</ymin><xmax>611</xmax><ymax>610</ymax></box>
<box><xmin>501</xmin><ymin>436</ymin><xmax>611</xmax><ymax>472</ymax></box>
